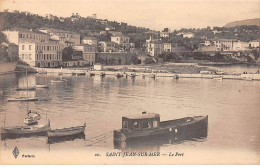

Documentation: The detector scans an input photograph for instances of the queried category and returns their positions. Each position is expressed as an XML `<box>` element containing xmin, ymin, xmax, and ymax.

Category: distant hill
<box><xmin>224</xmin><ymin>18</ymin><xmax>260</xmax><ymax>28</ymax></box>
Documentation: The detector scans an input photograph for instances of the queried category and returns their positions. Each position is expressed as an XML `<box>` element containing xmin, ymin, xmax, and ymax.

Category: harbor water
<box><xmin>0</xmin><ymin>65</ymin><xmax>260</xmax><ymax>163</ymax></box>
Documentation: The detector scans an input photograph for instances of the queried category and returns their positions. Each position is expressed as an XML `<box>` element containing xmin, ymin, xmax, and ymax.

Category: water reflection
<box><xmin>114</xmin><ymin>129</ymin><xmax>208</xmax><ymax>151</ymax></box>
<box><xmin>47</xmin><ymin>132</ymin><xmax>85</xmax><ymax>144</ymax></box>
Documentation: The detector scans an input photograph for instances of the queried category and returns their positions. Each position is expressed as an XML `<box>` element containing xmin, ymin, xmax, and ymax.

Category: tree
<box><xmin>62</xmin><ymin>46</ymin><xmax>74</xmax><ymax>61</ymax></box>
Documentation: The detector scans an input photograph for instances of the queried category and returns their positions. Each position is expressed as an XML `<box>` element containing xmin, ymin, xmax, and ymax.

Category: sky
<box><xmin>0</xmin><ymin>0</ymin><xmax>259</xmax><ymax>31</ymax></box>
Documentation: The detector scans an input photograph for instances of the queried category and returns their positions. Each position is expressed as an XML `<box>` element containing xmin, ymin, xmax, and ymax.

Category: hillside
<box><xmin>224</xmin><ymin>18</ymin><xmax>260</xmax><ymax>28</ymax></box>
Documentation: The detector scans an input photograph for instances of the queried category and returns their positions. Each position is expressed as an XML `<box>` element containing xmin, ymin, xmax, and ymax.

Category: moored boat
<box><xmin>24</xmin><ymin>116</ymin><xmax>38</xmax><ymax>125</ymax></box>
<box><xmin>148</xmin><ymin>74</ymin><xmax>156</xmax><ymax>78</ymax></box>
<box><xmin>7</xmin><ymin>97</ymin><xmax>38</xmax><ymax>102</ymax></box>
<box><xmin>213</xmin><ymin>76</ymin><xmax>223</xmax><ymax>81</ymax></box>
<box><xmin>116</xmin><ymin>73</ymin><xmax>124</xmax><ymax>78</ymax></box>
<box><xmin>1</xmin><ymin>121</ymin><xmax>50</xmax><ymax>135</ymax></box>
<box><xmin>90</xmin><ymin>72</ymin><xmax>95</xmax><ymax>76</ymax></box>
<box><xmin>130</xmin><ymin>73</ymin><xmax>136</xmax><ymax>78</ymax></box>
<box><xmin>114</xmin><ymin>112</ymin><xmax>208</xmax><ymax>142</ymax></box>
<box><xmin>100</xmin><ymin>72</ymin><xmax>106</xmax><ymax>77</ymax></box>
<box><xmin>50</xmin><ymin>79</ymin><xmax>67</xmax><ymax>83</ymax></box>
<box><xmin>47</xmin><ymin>123</ymin><xmax>86</xmax><ymax>138</ymax></box>
<box><xmin>16</xmin><ymin>86</ymin><xmax>36</xmax><ymax>91</ymax></box>
<box><xmin>36</xmin><ymin>84</ymin><xmax>49</xmax><ymax>88</ymax></box>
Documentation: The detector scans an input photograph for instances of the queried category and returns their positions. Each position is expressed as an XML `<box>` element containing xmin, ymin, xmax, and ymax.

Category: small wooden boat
<box><xmin>90</xmin><ymin>72</ymin><xmax>95</xmax><ymax>76</ymax></box>
<box><xmin>1</xmin><ymin>122</ymin><xmax>50</xmax><ymax>135</ymax></box>
<box><xmin>50</xmin><ymin>79</ymin><xmax>67</xmax><ymax>83</ymax></box>
<box><xmin>148</xmin><ymin>74</ymin><xmax>156</xmax><ymax>78</ymax></box>
<box><xmin>16</xmin><ymin>86</ymin><xmax>36</xmax><ymax>91</ymax></box>
<box><xmin>100</xmin><ymin>72</ymin><xmax>106</xmax><ymax>77</ymax></box>
<box><xmin>36</xmin><ymin>84</ymin><xmax>49</xmax><ymax>88</ymax></box>
<box><xmin>72</xmin><ymin>72</ymin><xmax>86</xmax><ymax>76</ymax></box>
<box><xmin>7</xmin><ymin>97</ymin><xmax>38</xmax><ymax>102</ymax></box>
<box><xmin>114</xmin><ymin>112</ymin><xmax>208</xmax><ymax>142</ymax></box>
<box><xmin>173</xmin><ymin>75</ymin><xmax>179</xmax><ymax>80</ymax></box>
<box><xmin>213</xmin><ymin>76</ymin><xmax>223</xmax><ymax>81</ymax></box>
<box><xmin>24</xmin><ymin>116</ymin><xmax>38</xmax><ymax>125</ymax></box>
<box><xmin>47</xmin><ymin>123</ymin><xmax>86</xmax><ymax>138</ymax></box>
<box><xmin>116</xmin><ymin>73</ymin><xmax>124</xmax><ymax>78</ymax></box>
<box><xmin>38</xmin><ymin>71</ymin><xmax>47</xmax><ymax>74</ymax></box>
<box><xmin>242</xmin><ymin>77</ymin><xmax>253</xmax><ymax>81</ymax></box>
<box><xmin>130</xmin><ymin>73</ymin><xmax>136</xmax><ymax>78</ymax></box>
<box><xmin>26</xmin><ymin>110</ymin><xmax>41</xmax><ymax>120</ymax></box>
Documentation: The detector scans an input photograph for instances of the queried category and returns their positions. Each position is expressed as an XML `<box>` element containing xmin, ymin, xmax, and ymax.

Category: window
<box><xmin>29</xmin><ymin>45</ymin><xmax>31</xmax><ymax>50</ymax></box>
<box><xmin>22</xmin><ymin>54</ymin><xmax>24</xmax><ymax>59</ymax></box>
<box><xmin>153</xmin><ymin>120</ymin><xmax>158</xmax><ymax>128</ymax></box>
<box><xmin>123</xmin><ymin>121</ymin><xmax>128</xmax><ymax>129</ymax></box>
<box><xmin>133</xmin><ymin>121</ymin><xmax>140</xmax><ymax>129</ymax></box>
<box><xmin>29</xmin><ymin>54</ymin><xmax>31</xmax><ymax>59</ymax></box>
<box><xmin>142</xmin><ymin>121</ymin><xmax>152</xmax><ymax>129</ymax></box>
<box><xmin>22</xmin><ymin>45</ymin><xmax>25</xmax><ymax>50</ymax></box>
<box><xmin>19</xmin><ymin>34</ymin><xmax>22</xmax><ymax>38</ymax></box>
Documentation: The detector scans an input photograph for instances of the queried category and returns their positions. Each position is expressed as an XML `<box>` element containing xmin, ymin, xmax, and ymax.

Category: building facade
<box><xmin>163</xmin><ymin>43</ymin><xmax>172</xmax><ymax>52</ymax></box>
<box><xmin>146</xmin><ymin>40</ymin><xmax>163</xmax><ymax>57</ymax></box>
<box><xmin>2</xmin><ymin>28</ymin><xmax>50</xmax><ymax>45</ymax></box>
<box><xmin>82</xmin><ymin>37</ymin><xmax>97</xmax><ymax>46</ymax></box>
<box><xmin>19</xmin><ymin>42</ymin><xmax>62</xmax><ymax>68</ymax></box>
<box><xmin>99</xmin><ymin>41</ymin><xmax>117</xmax><ymax>52</ymax></box>
<box><xmin>38</xmin><ymin>28</ymin><xmax>80</xmax><ymax>47</ymax></box>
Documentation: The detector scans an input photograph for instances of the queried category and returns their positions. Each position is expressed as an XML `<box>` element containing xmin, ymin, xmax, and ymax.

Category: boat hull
<box><xmin>47</xmin><ymin>126</ymin><xmax>85</xmax><ymax>138</ymax></box>
<box><xmin>1</xmin><ymin>124</ymin><xmax>50</xmax><ymax>135</ymax></box>
<box><xmin>7</xmin><ymin>97</ymin><xmax>38</xmax><ymax>102</ymax></box>
<box><xmin>114</xmin><ymin>115</ymin><xmax>208</xmax><ymax>142</ymax></box>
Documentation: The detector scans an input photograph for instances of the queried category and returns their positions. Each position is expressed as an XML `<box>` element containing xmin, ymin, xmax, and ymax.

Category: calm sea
<box><xmin>0</xmin><ymin>65</ymin><xmax>259</xmax><ymax>162</ymax></box>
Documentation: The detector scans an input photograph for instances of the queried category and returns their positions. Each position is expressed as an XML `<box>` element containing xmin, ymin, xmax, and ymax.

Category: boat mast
<box><xmin>4</xmin><ymin>113</ymin><xmax>6</xmax><ymax>127</ymax></box>
<box><xmin>26</xmin><ymin>68</ymin><xmax>28</xmax><ymax>99</ymax></box>
<box><xmin>26</xmin><ymin>68</ymin><xmax>29</xmax><ymax>111</ymax></box>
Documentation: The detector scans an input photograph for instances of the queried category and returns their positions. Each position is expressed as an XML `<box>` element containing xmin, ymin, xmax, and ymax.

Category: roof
<box><xmin>123</xmin><ymin>113</ymin><xmax>160</xmax><ymax>120</ymax></box>
<box><xmin>112</xmin><ymin>34</ymin><xmax>129</xmax><ymax>38</ymax></box>
<box><xmin>4</xmin><ymin>28</ymin><xmax>48</xmax><ymax>35</ymax></box>
<box><xmin>83</xmin><ymin>37</ymin><xmax>97</xmax><ymax>40</ymax></box>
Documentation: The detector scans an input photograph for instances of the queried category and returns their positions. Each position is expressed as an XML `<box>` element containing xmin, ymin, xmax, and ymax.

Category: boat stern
<box><xmin>113</xmin><ymin>129</ymin><xmax>127</xmax><ymax>142</ymax></box>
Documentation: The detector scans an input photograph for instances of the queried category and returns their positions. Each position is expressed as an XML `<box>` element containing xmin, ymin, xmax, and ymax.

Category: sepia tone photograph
<box><xmin>0</xmin><ymin>0</ymin><xmax>259</xmax><ymax>165</ymax></box>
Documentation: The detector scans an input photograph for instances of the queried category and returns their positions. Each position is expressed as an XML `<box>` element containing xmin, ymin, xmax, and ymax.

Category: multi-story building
<box><xmin>7</xmin><ymin>43</ymin><xmax>19</xmax><ymax>61</ymax></box>
<box><xmin>82</xmin><ymin>37</ymin><xmax>97</xmax><ymax>46</ymax></box>
<box><xmin>249</xmin><ymin>40</ymin><xmax>260</xmax><ymax>48</ymax></box>
<box><xmin>146</xmin><ymin>39</ymin><xmax>163</xmax><ymax>57</ymax></box>
<box><xmin>233</xmin><ymin>41</ymin><xmax>250</xmax><ymax>51</ymax></box>
<box><xmin>99</xmin><ymin>41</ymin><xmax>117</xmax><ymax>52</ymax></box>
<box><xmin>2</xmin><ymin>28</ymin><xmax>50</xmax><ymax>45</ymax></box>
<box><xmin>73</xmin><ymin>45</ymin><xmax>96</xmax><ymax>65</ymax></box>
<box><xmin>19</xmin><ymin>41</ymin><xmax>62</xmax><ymax>68</ymax></box>
<box><xmin>163</xmin><ymin>43</ymin><xmax>172</xmax><ymax>52</ymax></box>
<box><xmin>38</xmin><ymin>28</ymin><xmax>80</xmax><ymax>47</ymax></box>
<box><xmin>111</xmin><ymin>35</ymin><xmax>130</xmax><ymax>49</ymax></box>
<box><xmin>160</xmin><ymin>28</ymin><xmax>170</xmax><ymax>38</ymax></box>
<box><xmin>213</xmin><ymin>39</ymin><xmax>237</xmax><ymax>51</ymax></box>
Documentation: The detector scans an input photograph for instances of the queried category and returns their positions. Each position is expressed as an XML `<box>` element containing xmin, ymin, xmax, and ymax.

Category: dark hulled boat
<box><xmin>47</xmin><ymin>123</ymin><xmax>86</xmax><ymax>138</ymax></box>
<box><xmin>1</xmin><ymin>121</ymin><xmax>50</xmax><ymax>139</ymax></box>
<box><xmin>114</xmin><ymin>112</ymin><xmax>208</xmax><ymax>142</ymax></box>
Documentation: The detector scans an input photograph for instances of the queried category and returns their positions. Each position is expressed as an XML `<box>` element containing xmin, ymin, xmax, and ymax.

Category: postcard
<box><xmin>0</xmin><ymin>0</ymin><xmax>260</xmax><ymax>165</ymax></box>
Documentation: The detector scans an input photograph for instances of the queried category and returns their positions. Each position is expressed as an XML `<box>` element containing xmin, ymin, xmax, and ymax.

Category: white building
<box><xmin>38</xmin><ymin>28</ymin><xmax>80</xmax><ymax>47</ymax></box>
<box><xmin>82</xmin><ymin>37</ymin><xmax>97</xmax><ymax>46</ymax></box>
<box><xmin>233</xmin><ymin>41</ymin><xmax>250</xmax><ymax>51</ymax></box>
<box><xmin>146</xmin><ymin>40</ymin><xmax>163</xmax><ymax>57</ymax></box>
<box><xmin>19</xmin><ymin>42</ymin><xmax>62</xmax><ymax>68</ymax></box>
<box><xmin>163</xmin><ymin>43</ymin><xmax>172</xmax><ymax>52</ymax></box>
